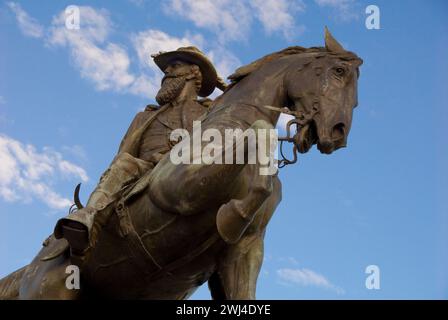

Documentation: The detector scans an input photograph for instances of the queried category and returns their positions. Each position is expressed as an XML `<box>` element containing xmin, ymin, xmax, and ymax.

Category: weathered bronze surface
<box><xmin>0</xmin><ymin>29</ymin><xmax>362</xmax><ymax>300</ymax></box>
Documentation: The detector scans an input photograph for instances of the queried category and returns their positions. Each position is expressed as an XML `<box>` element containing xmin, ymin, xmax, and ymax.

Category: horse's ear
<box><xmin>324</xmin><ymin>26</ymin><xmax>345</xmax><ymax>53</ymax></box>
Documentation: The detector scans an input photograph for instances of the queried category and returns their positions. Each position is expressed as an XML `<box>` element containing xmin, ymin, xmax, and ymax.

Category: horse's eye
<box><xmin>335</xmin><ymin>67</ymin><xmax>345</xmax><ymax>76</ymax></box>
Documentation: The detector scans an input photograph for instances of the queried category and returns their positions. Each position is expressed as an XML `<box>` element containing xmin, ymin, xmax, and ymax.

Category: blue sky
<box><xmin>0</xmin><ymin>0</ymin><xmax>447</xmax><ymax>299</ymax></box>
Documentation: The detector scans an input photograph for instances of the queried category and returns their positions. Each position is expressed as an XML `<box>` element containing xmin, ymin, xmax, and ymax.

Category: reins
<box><xmin>260</xmin><ymin>104</ymin><xmax>319</xmax><ymax>168</ymax></box>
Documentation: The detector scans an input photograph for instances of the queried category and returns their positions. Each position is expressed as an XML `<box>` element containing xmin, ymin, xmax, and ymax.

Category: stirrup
<box><xmin>54</xmin><ymin>208</ymin><xmax>95</xmax><ymax>254</ymax></box>
<box><xmin>59</xmin><ymin>221</ymin><xmax>89</xmax><ymax>254</ymax></box>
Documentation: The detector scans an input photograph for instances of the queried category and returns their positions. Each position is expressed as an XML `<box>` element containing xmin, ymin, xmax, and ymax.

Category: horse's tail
<box><xmin>0</xmin><ymin>265</ymin><xmax>27</xmax><ymax>300</ymax></box>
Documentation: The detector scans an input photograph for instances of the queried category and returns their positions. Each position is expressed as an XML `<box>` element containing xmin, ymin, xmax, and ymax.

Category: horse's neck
<box><xmin>218</xmin><ymin>64</ymin><xmax>288</xmax><ymax>126</ymax></box>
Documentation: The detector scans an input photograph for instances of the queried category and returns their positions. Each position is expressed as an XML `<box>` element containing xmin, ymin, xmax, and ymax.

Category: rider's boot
<box><xmin>54</xmin><ymin>152</ymin><xmax>151</xmax><ymax>259</ymax></box>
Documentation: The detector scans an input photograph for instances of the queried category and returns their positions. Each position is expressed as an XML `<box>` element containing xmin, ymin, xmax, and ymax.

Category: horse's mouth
<box><xmin>317</xmin><ymin>140</ymin><xmax>335</xmax><ymax>154</ymax></box>
<box><xmin>297</xmin><ymin>121</ymin><xmax>318</xmax><ymax>153</ymax></box>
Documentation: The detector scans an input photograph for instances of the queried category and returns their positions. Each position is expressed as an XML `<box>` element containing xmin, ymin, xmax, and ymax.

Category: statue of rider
<box><xmin>54</xmin><ymin>47</ymin><xmax>224</xmax><ymax>262</ymax></box>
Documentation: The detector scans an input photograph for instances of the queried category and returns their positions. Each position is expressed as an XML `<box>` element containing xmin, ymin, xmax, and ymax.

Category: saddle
<box><xmin>40</xmin><ymin>170</ymin><xmax>154</xmax><ymax>262</ymax></box>
<box><xmin>40</xmin><ymin>166</ymin><xmax>221</xmax><ymax>282</ymax></box>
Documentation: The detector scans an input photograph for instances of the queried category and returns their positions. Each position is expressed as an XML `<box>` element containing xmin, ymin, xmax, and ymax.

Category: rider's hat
<box><xmin>152</xmin><ymin>46</ymin><xmax>218</xmax><ymax>97</ymax></box>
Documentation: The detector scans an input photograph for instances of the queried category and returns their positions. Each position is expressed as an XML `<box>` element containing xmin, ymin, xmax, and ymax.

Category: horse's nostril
<box><xmin>331</xmin><ymin>123</ymin><xmax>345</xmax><ymax>140</ymax></box>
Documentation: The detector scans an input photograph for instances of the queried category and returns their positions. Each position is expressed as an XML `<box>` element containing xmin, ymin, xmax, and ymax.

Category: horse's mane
<box><xmin>227</xmin><ymin>46</ymin><xmax>361</xmax><ymax>85</ymax></box>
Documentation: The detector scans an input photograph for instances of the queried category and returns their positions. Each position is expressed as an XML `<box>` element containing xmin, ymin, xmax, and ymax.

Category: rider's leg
<box><xmin>54</xmin><ymin>152</ymin><xmax>152</xmax><ymax>254</ymax></box>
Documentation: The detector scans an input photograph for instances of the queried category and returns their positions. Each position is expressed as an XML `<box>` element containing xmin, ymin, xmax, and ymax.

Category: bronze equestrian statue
<box><xmin>0</xmin><ymin>29</ymin><xmax>362</xmax><ymax>300</ymax></box>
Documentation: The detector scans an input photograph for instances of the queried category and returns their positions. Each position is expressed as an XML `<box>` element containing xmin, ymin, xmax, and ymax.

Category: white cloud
<box><xmin>277</xmin><ymin>268</ymin><xmax>345</xmax><ymax>294</ymax></box>
<box><xmin>315</xmin><ymin>0</ymin><xmax>352</xmax><ymax>6</ymax></box>
<box><xmin>164</xmin><ymin>0</ymin><xmax>304</xmax><ymax>42</ymax></box>
<box><xmin>45</xmin><ymin>7</ymin><xmax>227</xmax><ymax>99</ymax></box>
<box><xmin>7</xmin><ymin>2</ymin><xmax>44</xmax><ymax>38</ymax></box>
<box><xmin>128</xmin><ymin>0</ymin><xmax>145</xmax><ymax>7</ymax></box>
<box><xmin>58</xmin><ymin>160</ymin><xmax>89</xmax><ymax>182</ymax></box>
<box><xmin>163</xmin><ymin>0</ymin><xmax>253</xmax><ymax>43</ymax></box>
<box><xmin>128</xmin><ymin>74</ymin><xmax>160</xmax><ymax>100</ymax></box>
<box><xmin>0</xmin><ymin>96</ymin><xmax>5</xmax><ymax>105</ymax></box>
<box><xmin>62</xmin><ymin>145</ymin><xmax>88</xmax><ymax>163</ymax></box>
<box><xmin>206</xmin><ymin>48</ymin><xmax>241</xmax><ymax>98</ymax></box>
<box><xmin>0</xmin><ymin>134</ymin><xmax>88</xmax><ymax>210</ymax></box>
<box><xmin>12</xmin><ymin>5</ymin><xmax>242</xmax><ymax>100</ymax></box>
<box><xmin>314</xmin><ymin>0</ymin><xmax>359</xmax><ymax>21</ymax></box>
<box><xmin>47</xmin><ymin>6</ymin><xmax>135</xmax><ymax>92</ymax></box>
<box><xmin>206</xmin><ymin>47</ymin><xmax>241</xmax><ymax>86</ymax></box>
<box><xmin>249</xmin><ymin>0</ymin><xmax>305</xmax><ymax>39</ymax></box>
<box><xmin>278</xmin><ymin>256</ymin><xmax>300</xmax><ymax>266</ymax></box>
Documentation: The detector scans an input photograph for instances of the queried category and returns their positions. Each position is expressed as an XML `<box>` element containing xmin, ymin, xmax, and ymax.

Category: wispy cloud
<box><xmin>9</xmin><ymin>5</ymin><xmax>238</xmax><ymax>100</ymax></box>
<box><xmin>0</xmin><ymin>134</ymin><xmax>88</xmax><ymax>210</ymax></box>
<box><xmin>206</xmin><ymin>48</ymin><xmax>240</xmax><ymax>81</ymax></box>
<box><xmin>277</xmin><ymin>268</ymin><xmax>345</xmax><ymax>294</ymax></box>
<box><xmin>7</xmin><ymin>2</ymin><xmax>44</xmax><ymax>38</ymax></box>
<box><xmin>61</xmin><ymin>145</ymin><xmax>88</xmax><ymax>163</ymax></box>
<box><xmin>249</xmin><ymin>0</ymin><xmax>305</xmax><ymax>40</ymax></box>
<box><xmin>47</xmin><ymin>7</ymin><xmax>207</xmax><ymax>99</ymax></box>
<box><xmin>47</xmin><ymin>6</ymin><xmax>136</xmax><ymax>93</ymax></box>
<box><xmin>314</xmin><ymin>0</ymin><xmax>359</xmax><ymax>21</ymax></box>
<box><xmin>278</xmin><ymin>256</ymin><xmax>300</xmax><ymax>266</ymax></box>
<box><xmin>127</xmin><ymin>0</ymin><xmax>145</xmax><ymax>7</ymax></box>
<box><xmin>164</xmin><ymin>0</ymin><xmax>304</xmax><ymax>42</ymax></box>
<box><xmin>163</xmin><ymin>0</ymin><xmax>253</xmax><ymax>43</ymax></box>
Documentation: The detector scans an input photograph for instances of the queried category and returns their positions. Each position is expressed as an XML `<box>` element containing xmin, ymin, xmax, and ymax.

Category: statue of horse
<box><xmin>0</xmin><ymin>29</ymin><xmax>362</xmax><ymax>300</ymax></box>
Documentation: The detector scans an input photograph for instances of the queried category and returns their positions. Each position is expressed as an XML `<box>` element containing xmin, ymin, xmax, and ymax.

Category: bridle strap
<box><xmin>259</xmin><ymin>104</ymin><xmax>319</xmax><ymax>168</ymax></box>
<box><xmin>238</xmin><ymin>61</ymin><xmax>324</xmax><ymax>168</ymax></box>
<box><xmin>264</xmin><ymin>62</ymin><xmax>324</xmax><ymax>167</ymax></box>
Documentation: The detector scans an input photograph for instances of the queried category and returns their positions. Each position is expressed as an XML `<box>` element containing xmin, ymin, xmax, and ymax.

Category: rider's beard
<box><xmin>155</xmin><ymin>76</ymin><xmax>187</xmax><ymax>105</ymax></box>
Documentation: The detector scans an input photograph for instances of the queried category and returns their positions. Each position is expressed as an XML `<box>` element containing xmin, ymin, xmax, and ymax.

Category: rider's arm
<box><xmin>117</xmin><ymin>105</ymin><xmax>158</xmax><ymax>155</ymax></box>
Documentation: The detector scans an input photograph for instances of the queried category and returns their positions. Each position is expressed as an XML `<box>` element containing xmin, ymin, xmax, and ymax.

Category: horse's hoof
<box><xmin>216</xmin><ymin>200</ymin><xmax>251</xmax><ymax>244</ymax></box>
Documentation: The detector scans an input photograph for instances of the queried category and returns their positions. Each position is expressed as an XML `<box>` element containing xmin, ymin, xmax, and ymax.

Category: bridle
<box><xmin>262</xmin><ymin>61</ymin><xmax>324</xmax><ymax>168</ymax></box>
<box><xmin>261</xmin><ymin>104</ymin><xmax>318</xmax><ymax>168</ymax></box>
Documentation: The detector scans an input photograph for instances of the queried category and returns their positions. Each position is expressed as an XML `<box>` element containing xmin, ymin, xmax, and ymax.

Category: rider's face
<box><xmin>163</xmin><ymin>60</ymin><xmax>192</xmax><ymax>79</ymax></box>
<box><xmin>156</xmin><ymin>60</ymin><xmax>193</xmax><ymax>105</ymax></box>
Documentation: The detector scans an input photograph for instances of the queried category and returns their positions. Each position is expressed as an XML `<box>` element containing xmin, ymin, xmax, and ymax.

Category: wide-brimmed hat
<box><xmin>152</xmin><ymin>46</ymin><xmax>218</xmax><ymax>97</ymax></box>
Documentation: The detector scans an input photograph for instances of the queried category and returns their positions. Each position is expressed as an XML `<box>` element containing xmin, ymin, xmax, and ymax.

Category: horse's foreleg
<box><xmin>208</xmin><ymin>232</ymin><xmax>265</xmax><ymax>300</ymax></box>
<box><xmin>216</xmin><ymin>120</ymin><xmax>276</xmax><ymax>244</ymax></box>
<box><xmin>216</xmin><ymin>171</ymin><xmax>272</xmax><ymax>244</ymax></box>
<box><xmin>209</xmin><ymin>179</ymin><xmax>281</xmax><ymax>300</ymax></box>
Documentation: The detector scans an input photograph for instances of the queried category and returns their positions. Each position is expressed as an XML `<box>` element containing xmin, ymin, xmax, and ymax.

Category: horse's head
<box><xmin>285</xmin><ymin>28</ymin><xmax>363</xmax><ymax>154</ymax></box>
